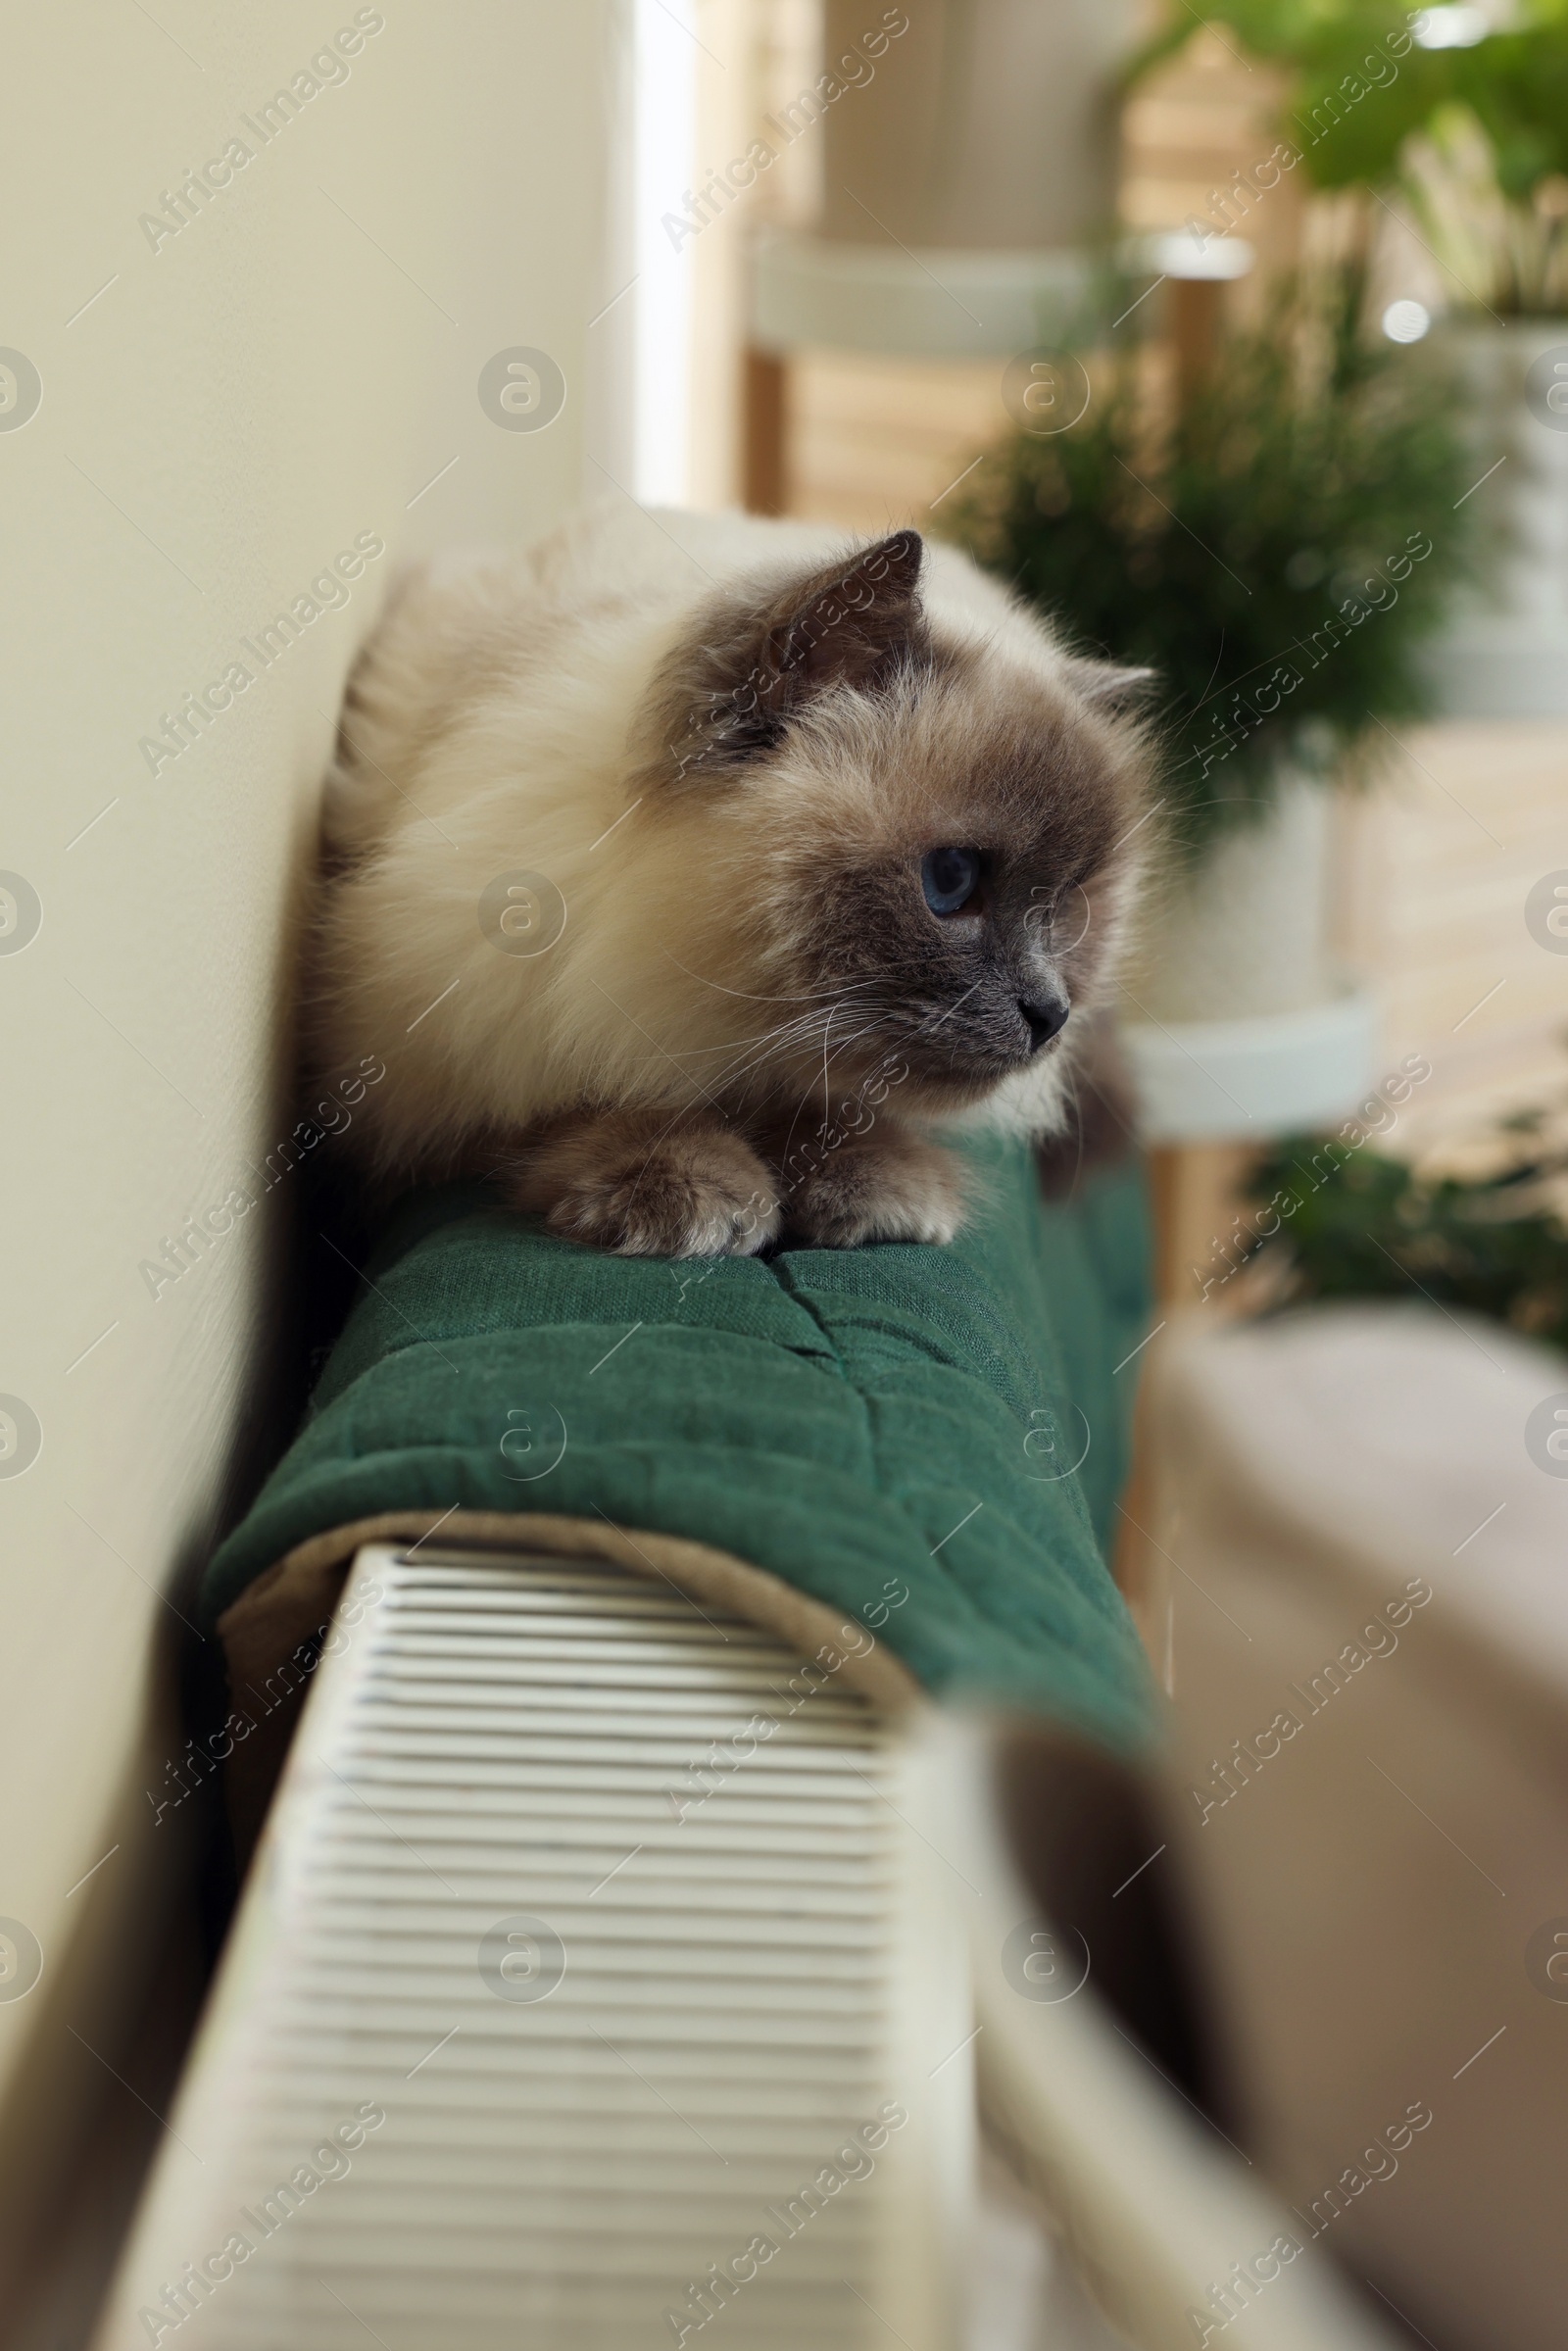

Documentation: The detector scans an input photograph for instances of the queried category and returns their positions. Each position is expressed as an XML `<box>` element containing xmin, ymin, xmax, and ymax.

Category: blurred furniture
<box><xmin>917</xmin><ymin>1294</ymin><xmax>1568</xmax><ymax>2350</ymax></box>
<box><xmin>1141</xmin><ymin>1302</ymin><xmax>1568</xmax><ymax>2349</ymax></box>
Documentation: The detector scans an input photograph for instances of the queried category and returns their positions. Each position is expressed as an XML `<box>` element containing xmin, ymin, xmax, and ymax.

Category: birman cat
<box><xmin>311</xmin><ymin>505</ymin><xmax>1151</xmax><ymax>1255</ymax></box>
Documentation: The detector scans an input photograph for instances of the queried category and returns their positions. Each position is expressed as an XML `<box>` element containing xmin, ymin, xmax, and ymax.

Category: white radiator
<box><xmin>92</xmin><ymin>1544</ymin><xmax>971</xmax><ymax>2351</ymax></box>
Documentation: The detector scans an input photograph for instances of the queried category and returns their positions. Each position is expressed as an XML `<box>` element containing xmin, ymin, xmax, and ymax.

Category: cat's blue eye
<box><xmin>920</xmin><ymin>846</ymin><xmax>981</xmax><ymax>916</ymax></box>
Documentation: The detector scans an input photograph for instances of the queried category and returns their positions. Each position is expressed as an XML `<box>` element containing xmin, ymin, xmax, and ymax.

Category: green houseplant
<box><xmin>943</xmin><ymin>270</ymin><xmax>1468</xmax><ymax>852</ymax></box>
<box><xmin>941</xmin><ymin>269</ymin><xmax>1473</xmax><ymax>1024</ymax></box>
<box><xmin>1130</xmin><ymin>0</ymin><xmax>1568</xmax><ymax>719</ymax></box>
<box><xmin>1238</xmin><ymin>1099</ymin><xmax>1568</xmax><ymax>1355</ymax></box>
<box><xmin>1132</xmin><ymin>0</ymin><xmax>1568</xmax><ymax>316</ymax></box>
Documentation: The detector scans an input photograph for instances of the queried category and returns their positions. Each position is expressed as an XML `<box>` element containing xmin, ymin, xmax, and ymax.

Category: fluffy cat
<box><xmin>310</xmin><ymin>504</ymin><xmax>1152</xmax><ymax>1256</ymax></box>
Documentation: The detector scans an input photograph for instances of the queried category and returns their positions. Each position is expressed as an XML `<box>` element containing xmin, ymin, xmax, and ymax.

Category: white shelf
<box><xmin>1120</xmin><ymin>987</ymin><xmax>1382</xmax><ymax>1144</ymax></box>
<box><xmin>749</xmin><ymin>231</ymin><xmax>1099</xmax><ymax>360</ymax></box>
<box><xmin>1418</xmin><ymin>615</ymin><xmax>1568</xmax><ymax>719</ymax></box>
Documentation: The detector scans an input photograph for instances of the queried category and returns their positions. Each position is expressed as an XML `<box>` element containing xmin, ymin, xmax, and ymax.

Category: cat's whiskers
<box><xmin>682</xmin><ymin>991</ymin><xmax>879</xmax><ymax>1103</ymax></box>
<box><xmin>693</xmin><ymin>1022</ymin><xmax>842</xmax><ymax>1110</ymax></box>
<box><xmin>657</xmin><ymin>951</ymin><xmax>917</xmax><ymax>1008</ymax></box>
<box><xmin>773</xmin><ymin>1010</ymin><xmax>891</xmax><ymax>1173</ymax></box>
<box><xmin>670</xmin><ymin>992</ymin><xmax>877</xmax><ymax>1068</ymax></box>
<box><xmin>685</xmin><ymin>1009</ymin><xmax>836</xmax><ymax>1097</ymax></box>
<box><xmin>738</xmin><ymin>994</ymin><xmax>890</xmax><ymax>1092</ymax></box>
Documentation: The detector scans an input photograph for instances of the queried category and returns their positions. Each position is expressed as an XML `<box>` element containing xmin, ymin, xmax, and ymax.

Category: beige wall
<box><xmin>0</xmin><ymin>0</ymin><xmax>620</xmax><ymax>2270</ymax></box>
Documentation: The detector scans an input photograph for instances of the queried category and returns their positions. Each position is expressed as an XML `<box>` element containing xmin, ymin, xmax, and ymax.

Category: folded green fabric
<box><xmin>203</xmin><ymin>1134</ymin><xmax>1154</xmax><ymax>1750</ymax></box>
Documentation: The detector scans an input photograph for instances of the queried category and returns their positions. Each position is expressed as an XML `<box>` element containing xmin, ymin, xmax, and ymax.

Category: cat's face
<box><xmin>778</xmin><ymin>677</ymin><xmax>1139</xmax><ymax>1110</ymax></box>
<box><xmin>639</xmin><ymin>530</ymin><xmax>1150</xmax><ymax>1121</ymax></box>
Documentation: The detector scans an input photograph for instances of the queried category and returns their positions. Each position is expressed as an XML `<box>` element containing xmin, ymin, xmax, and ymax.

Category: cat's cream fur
<box><xmin>310</xmin><ymin>503</ymin><xmax>1151</xmax><ymax>1255</ymax></box>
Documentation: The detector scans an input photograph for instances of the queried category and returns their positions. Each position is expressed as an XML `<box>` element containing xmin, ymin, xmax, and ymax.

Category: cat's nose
<box><xmin>1020</xmin><ymin>988</ymin><xmax>1070</xmax><ymax>1052</ymax></box>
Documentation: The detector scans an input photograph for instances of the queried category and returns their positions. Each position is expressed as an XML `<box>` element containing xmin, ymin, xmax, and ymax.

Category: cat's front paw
<box><xmin>785</xmin><ymin>1132</ymin><xmax>967</xmax><ymax>1249</ymax></box>
<box><xmin>509</xmin><ymin>1114</ymin><xmax>782</xmax><ymax>1258</ymax></box>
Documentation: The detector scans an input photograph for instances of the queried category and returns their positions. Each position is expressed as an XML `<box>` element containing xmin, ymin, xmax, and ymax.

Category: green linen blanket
<box><xmin>203</xmin><ymin>1132</ymin><xmax>1154</xmax><ymax>1752</ymax></box>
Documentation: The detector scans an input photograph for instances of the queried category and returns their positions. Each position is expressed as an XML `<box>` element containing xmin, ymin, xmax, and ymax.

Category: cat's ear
<box><xmin>670</xmin><ymin>529</ymin><xmax>929</xmax><ymax>773</ymax></box>
<box><xmin>766</xmin><ymin>528</ymin><xmax>927</xmax><ymax>703</ymax></box>
<box><xmin>1062</xmin><ymin>655</ymin><xmax>1156</xmax><ymax>711</ymax></box>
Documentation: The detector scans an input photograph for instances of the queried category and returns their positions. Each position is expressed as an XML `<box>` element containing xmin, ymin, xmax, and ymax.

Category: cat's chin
<box><xmin>763</xmin><ymin>1056</ymin><xmax>1007</xmax><ymax>1126</ymax></box>
<box><xmin>925</xmin><ymin>1053</ymin><xmax>1076</xmax><ymax>1142</ymax></box>
<box><xmin>891</xmin><ymin>1052</ymin><xmax>1063</xmax><ymax>1117</ymax></box>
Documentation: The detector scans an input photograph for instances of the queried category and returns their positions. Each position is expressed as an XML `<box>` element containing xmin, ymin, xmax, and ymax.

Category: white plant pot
<box><xmin>1125</xmin><ymin>772</ymin><xmax>1334</xmax><ymax>1025</ymax></box>
<box><xmin>1118</xmin><ymin>774</ymin><xmax>1381</xmax><ymax>1142</ymax></box>
<box><xmin>1421</xmin><ymin>316</ymin><xmax>1568</xmax><ymax>718</ymax></box>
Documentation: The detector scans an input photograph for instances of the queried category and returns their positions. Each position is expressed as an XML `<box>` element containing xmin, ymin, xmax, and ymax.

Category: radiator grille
<box><xmin>96</xmin><ymin>1544</ymin><xmax>957</xmax><ymax>2351</ymax></box>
